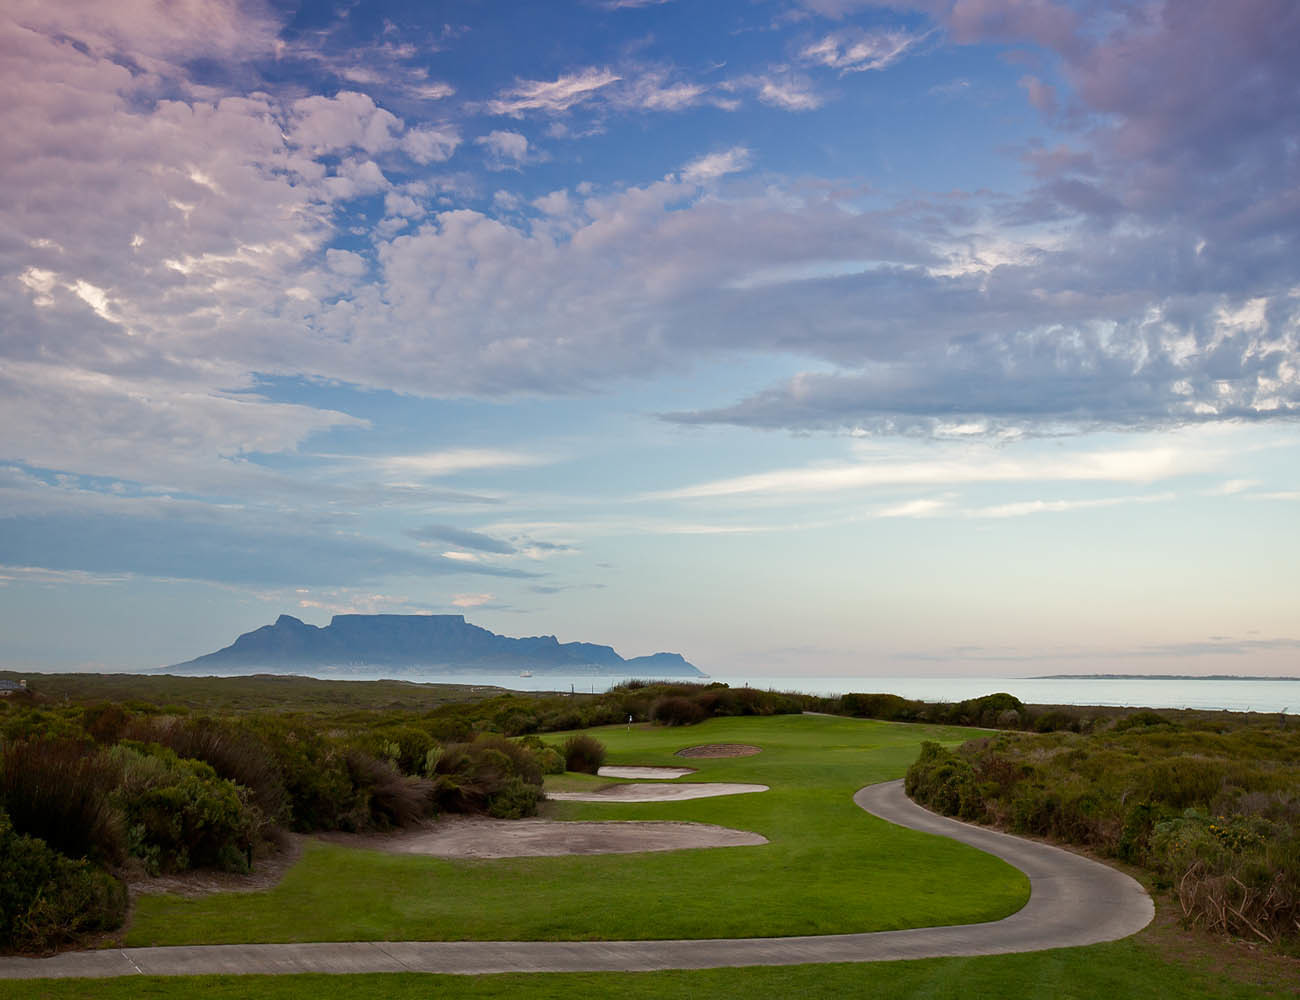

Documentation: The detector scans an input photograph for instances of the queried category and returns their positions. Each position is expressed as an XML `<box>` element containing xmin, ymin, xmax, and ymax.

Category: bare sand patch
<box><xmin>316</xmin><ymin>815</ymin><xmax>766</xmax><ymax>858</ymax></box>
<box><xmin>676</xmin><ymin>744</ymin><xmax>762</xmax><ymax>758</ymax></box>
<box><xmin>597</xmin><ymin>765</ymin><xmax>695</xmax><ymax>779</ymax></box>
<box><xmin>547</xmin><ymin>782</ymin><xmax>768</xmax><ymax>802</ymax></box>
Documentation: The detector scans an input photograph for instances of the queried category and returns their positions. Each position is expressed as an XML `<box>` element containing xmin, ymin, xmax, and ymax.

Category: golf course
<box><xmin>2</xmin><ymin>712</ymin><xmax>1295</xmax><ymax>996</ymax></box>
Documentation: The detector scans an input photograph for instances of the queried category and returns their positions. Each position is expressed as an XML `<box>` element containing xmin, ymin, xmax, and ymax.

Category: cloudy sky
<box><xmin>2</xmin><ymin>0</ymin><xmax>1298</xmax><ymax>676</ymax></box>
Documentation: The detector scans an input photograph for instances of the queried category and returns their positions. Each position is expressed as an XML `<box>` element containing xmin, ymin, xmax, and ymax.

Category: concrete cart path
<box><xmin>0</xmin><ymin>779</ymin><xmax>1153</xmax><ymax>980</ymax></box>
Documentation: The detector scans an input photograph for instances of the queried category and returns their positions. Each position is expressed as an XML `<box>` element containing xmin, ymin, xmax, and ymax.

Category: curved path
<box><xmin>0</xmin><ymin>780</ymin><xmax>1152</xmax><ymax>980</ymax></box>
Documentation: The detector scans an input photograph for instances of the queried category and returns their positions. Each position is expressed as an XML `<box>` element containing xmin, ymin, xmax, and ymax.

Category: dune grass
<box><xmin>127</xmin><ymin>714</ymin><xmax>1027</xmax><ymax>945</ymax></box>
<box><xmin>4</xmin><ymin>938</ymin><xmax>1292</xmax><ymax>1000</ymax></box>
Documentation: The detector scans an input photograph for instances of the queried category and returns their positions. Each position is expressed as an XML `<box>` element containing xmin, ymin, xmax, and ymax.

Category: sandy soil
<box><xmin>315</xmin><ymin>815</ymin><xmax>767</xmax><ymax>858</ymax></box>
<box><xmin>129</xmin><ymin>837</ymin><xmax>304</xmax><ymax>899</ymax></box>
<box><xmin>597</xmin><ymin>765</ymin><xmax>695</xmax><ymax>779</ymax></box>
<box><xmin>675</xmin><ymin>744</ymin><xmax>762</xmax><ymax>758</ymax></box>
<box><xmin>546</xmin><ymin>782</ymin><xmax>769</xmax><ymax>802</ymax></box>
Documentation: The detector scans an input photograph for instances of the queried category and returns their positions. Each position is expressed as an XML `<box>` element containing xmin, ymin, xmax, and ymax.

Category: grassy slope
<box><xmin>4</xmin><ymin>941</ymin><xmax>1291</xmax><ymax>1000</ymax></box>
<box><xmin>127</xmin><ymin>714</ymin><xmax>1027</xmax><ymax>944</ymax></box>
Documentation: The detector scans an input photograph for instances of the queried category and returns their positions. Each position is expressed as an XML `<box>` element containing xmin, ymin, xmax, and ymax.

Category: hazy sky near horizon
<box><xmin>2</xmin><ymin>0</ymin><xmax>1298</xmax><ymax>676</ymax></box>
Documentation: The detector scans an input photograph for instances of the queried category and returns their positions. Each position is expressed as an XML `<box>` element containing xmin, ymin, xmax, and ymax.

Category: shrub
<box><xmin>651</xmin><ymin>695</ymin><xmax>707</xmax><ymax>726</ymax></box>
<box><xmin>344</xmin><ymin>751</ymin><xmax>433</xmax><ymax>829</ymax></box>
<box><xmin>143</xmin><ymin>717</ymin><xmax>288</xmax><ymax>825</ymax></box>
<box><xmin>110</xmin><ymin>744</ymin><xmax>259</xmax><ymax>873</ymax></box>
<box><xmin>562</xmin><ymin>733</ymin><xmax>606</xmax><ymax>773</ymax></box>
<box><xmin>0</xmin><ymin>808</ymin><xmax>127</xmax><ymax>952</ymax></box>
<box><xmin>432</xmin><ymin>734</ymin><xmax>544</xmax><ymax>817</ymax></box>
<box><xmin>0</xmin><ymin>739</ymin><xmax>125</xmax><ymax>865</ymax></box>
<box><xmin>250</xmin><ymin>718</ymin><xmax>359</xmax><ymax>832</ymax></box>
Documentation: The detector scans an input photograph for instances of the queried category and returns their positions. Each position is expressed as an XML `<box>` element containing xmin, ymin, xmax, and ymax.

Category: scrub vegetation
<box><xmin>906</xmin><ymin>720</ymin><xmax>1300</xmax><ymax>946</ymax></box>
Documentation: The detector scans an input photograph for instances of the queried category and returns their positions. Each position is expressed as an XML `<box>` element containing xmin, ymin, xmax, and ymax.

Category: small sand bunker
<box><xmin>597</xmin><ymin>766</ymin><xmax>695</xmax><ymax>779</ymax></box>
<box><xmin>318</xmin><ymin>816</ymin><xmax>765</xmax><ymax>858</ymax></box>
<box><xmin>547</xmin><ymin>782</ymin><xmax>768</xmax><ymax>802</ymax></box>
<box><xmin>676</xmin><ymin>744</ymin><xmax>762</xmax><ymax>758</ymax></box>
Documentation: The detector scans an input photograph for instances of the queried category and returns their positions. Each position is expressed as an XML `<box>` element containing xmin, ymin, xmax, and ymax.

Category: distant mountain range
<box><xmin>166</xmin><ymin>614</ymin><xmax>705</xmax><ymax>677</ymax></box>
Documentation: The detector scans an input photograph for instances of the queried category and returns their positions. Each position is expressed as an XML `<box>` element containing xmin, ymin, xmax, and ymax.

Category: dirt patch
<box><xmin>547</xmin><ymin>782</ymin><xmax>768</xmax><ymax>802</ymax></box>
<box><xmin>676</xmin><ymin>743</ymin><xmax>762</xmax><ymax>758</ymax></box>
<box><xmin>128</xmin><ymin>836</ymin><xmax>303</xmax><ymax>899</ymax></box>
<box><xmin>315</xmin><ymin>815</ymin><xmax>766</xmax><ymax>858</ymax></box>
<box><xmin>597</xmin><ymin>765</ymin><xmax>695</xmax><ymax>779</ymax></box>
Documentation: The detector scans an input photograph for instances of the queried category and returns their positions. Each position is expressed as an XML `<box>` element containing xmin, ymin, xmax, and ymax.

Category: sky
<box><xmin>1</xmin><ymin>0</ymin><xmax>1298</xmax><ymax>677</ymax></box>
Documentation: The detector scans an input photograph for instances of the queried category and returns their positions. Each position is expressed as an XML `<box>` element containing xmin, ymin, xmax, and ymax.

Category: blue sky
<box><xmin>2</xmin><ymin>0</ymin><xmax>1298</xmax><ymax>676</ymax></box>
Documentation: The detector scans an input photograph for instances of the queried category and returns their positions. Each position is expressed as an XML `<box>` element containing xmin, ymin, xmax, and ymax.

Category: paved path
<box><xmin>0</xmin><ymin>780</ymin><xmax>1152</xmax><ymax>980</ymax></box>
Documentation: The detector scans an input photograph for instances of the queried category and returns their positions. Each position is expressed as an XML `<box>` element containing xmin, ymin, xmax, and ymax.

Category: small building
<box><xmin>0</xmin><ymin>679</ymin><xmax>26</xmax><ymax>697</ymax></box>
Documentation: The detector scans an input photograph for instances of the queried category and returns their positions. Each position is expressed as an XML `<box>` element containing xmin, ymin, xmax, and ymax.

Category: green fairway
<box><xmin>4</xmin><ymin>939</ymin><xmax>1291</xmax><ymax>1000</ymax></box>
<box><xmin>127</xmin><ymin>714</ymin><xmax>1027</xmax><ymax>945</ymax></box>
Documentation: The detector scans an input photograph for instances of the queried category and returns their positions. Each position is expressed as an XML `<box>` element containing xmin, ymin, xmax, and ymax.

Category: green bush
<box><xmin>905</xmin><ymin>725</ymin><xmax>1300</xmax><ymax>944</ymax></box>
<box><xmin>143</xmin><ymin>717</ymin><xmax>288</xmax><ymax>825</ymax></box>
<box><xmin>250</xmin><ymin>718</ymin><xmax>360</xmax><ymax>832</ymax></box>
<box><xmin>562</xmin><ymin>732</ymin><xmax>606</xmax><ymax>773</ymax></box>
<box><xmin>0</xmin><ymin>808</ymin><xmax>126</xmax><ymax>952</ymax></box>
<box><xmin>432</xmin><ymin>734</ymin><xmax>544</xmax><ymax>817</ymax></box>
<box><xmin>110</xmin><ymin>744</ymin><xmax>259</xmax><ymax>873</ymax></box>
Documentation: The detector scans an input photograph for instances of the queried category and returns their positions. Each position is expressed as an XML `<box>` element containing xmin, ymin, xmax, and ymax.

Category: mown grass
<box><xmin>127</xmin><ymin>714</ymin><xmax>1027</xmax><ymax>945</ymax></box>
<box><xmin>4</xmin><ymin>937</ymin><xmax>1293</xmax><ymax>1000</ymax></box>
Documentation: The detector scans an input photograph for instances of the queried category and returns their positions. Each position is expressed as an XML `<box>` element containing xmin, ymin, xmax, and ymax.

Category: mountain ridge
<box><xmin>165</xmin><ymin>613</ymin><xmax>705</xmax><ymax>677</ymax></box>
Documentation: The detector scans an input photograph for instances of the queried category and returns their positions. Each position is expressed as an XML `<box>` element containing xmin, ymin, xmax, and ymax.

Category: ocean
<box><xmin>348</xmin><ymin>671</ymin><xmax>1300</xmax><ymax>715</ymax></box>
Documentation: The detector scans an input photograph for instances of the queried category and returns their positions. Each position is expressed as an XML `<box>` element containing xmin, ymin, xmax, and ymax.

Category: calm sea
<box><xmin>355</xmin><ymin>671</ymin><xmax>1299</xmax><ymax>715</ymax></box>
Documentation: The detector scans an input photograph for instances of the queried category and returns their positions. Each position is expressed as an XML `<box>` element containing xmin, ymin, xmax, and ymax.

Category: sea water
<box><xmin>354</xmin><ymin>671</ymin><xmax>1299</xmax><ymax>714</ymax></box>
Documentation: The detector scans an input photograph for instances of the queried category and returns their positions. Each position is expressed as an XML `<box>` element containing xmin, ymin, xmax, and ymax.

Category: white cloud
<box><xmin>682</xmin><ymin>147</ymin><xmax>752</xmax><ymax>184</ymax></box>
<box><xmin>451</xmin><ymin>592</ymin><xmax>495</xmax><ymax>607</ymax></box>
<box><xmin>755</xmin><ymin>75</ymin><xmax>822</xmax><ymax>111</ymax></box>
<box><xmin>801</xmin><ymin>28</ymin><xmax>925</xmax><ymax>73</ymax></box>
<box><xmin>476</xmin><ymin>130</ymin><xmax>530</xmax><ymax>170</ymax></box>
<box><xmin>654</xmin><ymin>445</ymin><xmax>1211</xmax><ymax>501</ymax></box>
<box><xmin>487</xmin><ymin>68</ymin><xmax>621</xmax><ymax>116</ymax></box>
<box><xmin>289</xmin><ymin>92</ymin><xmax>403</xmax><ymax>155</ymax></box>
<box><xmin>402</xmin><ymin>125</ymin><xmax>461</xmax><ymax>164</ymax></box>
<box><xmin>374</xmin><ymin>449</ymin><xmax>548</xmax><ymax>479</ymax></box>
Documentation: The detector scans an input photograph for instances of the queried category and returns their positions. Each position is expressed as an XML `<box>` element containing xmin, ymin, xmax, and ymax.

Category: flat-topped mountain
<box><xmin>166</xmin><ymin>614</ymin><xmax>705</xmax><ymax>677</ymax></box>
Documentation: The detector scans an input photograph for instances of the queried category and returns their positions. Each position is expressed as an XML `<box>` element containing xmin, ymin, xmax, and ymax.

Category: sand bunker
<box><xmin>547</xmin><ymin>782</ymin><xmax>768</xmax><ymax>802</ymax></box>
<box><xmin>676</xmin><ymin>744</ymin><xmax>762</xmax><ymax>758</ymax></box>
<box><xmin>597</xmin><ymin>766</ymin><xmax>695</xmax><ymax>779</ymax></box>
<box><xmin>317</xmin><ymin>816</ymin><xmax>765</xmax><ymax>858</ymax></box>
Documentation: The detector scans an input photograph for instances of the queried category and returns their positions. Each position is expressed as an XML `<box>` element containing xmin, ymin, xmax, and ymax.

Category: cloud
<box><xmin>652</xmin><ymin>444</ymin><xmax>1209</xmax><ymax>501</ymax></box>
<box><xmin>451</xmin><ymin>592</ymin><xmax>496</xmax><ymax>607</ymax></box>
<box><xmin>406</xmin><ymin>524</ymin><xmax>517</xmax><ymax>554</ymax></box>
<box><xmin>373</xmin><ymin>449</ymin><xmax>546</xmax><ymax>479</ymax></box>
<box><xmin>681</xmin><ymin>147</ymin><xmax>752</xmax><ymax>183</ymax></box>
<box><xmin>0</xmin><ymin>513</ymin><xmax>536</xmax><ymax>587</ymax></box>
<box><xmin>754</xmin><ymin>75</ymin><xmax>823</xmax><ymax>111</ymax></box>
<box><xmin>800</xmin><ymin>28</ymin><xmax>925</xmax><ymax>73</ymax></box>
<box><xmin>487</xmin><ymin>68</ymin><xmax>621</xmax><ymax>116</ymax></box>
<box><xmin>476</xmin><ymin>130</ymin><xmax>531</xmax><ymax>170</ymax></box>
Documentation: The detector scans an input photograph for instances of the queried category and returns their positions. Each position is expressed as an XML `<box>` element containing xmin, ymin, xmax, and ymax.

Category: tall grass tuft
<box><xmin>0</xmin><ymin>739</ymin><xmax>125</xmax><ymax>865</ymax></box>
<box><xmin>562</xmin><ymin>732</ymin><xmax>606</xmax><ymax>773</ymax></box>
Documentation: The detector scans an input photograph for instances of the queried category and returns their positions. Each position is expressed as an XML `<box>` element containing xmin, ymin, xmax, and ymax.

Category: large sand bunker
<box><xmin>318</xmin><ymin>816</ymin><xmax>766</xmax><ymax>858</ymax></box>
<box><xmin>597</xmin><ymin>766</ymin><xmax>694</xmax><ymax>779</ymax></box>
<box><xmin>547</xmin><ymin>783</ymin><xmax>768</xmax><ymax>802</ymax></box>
